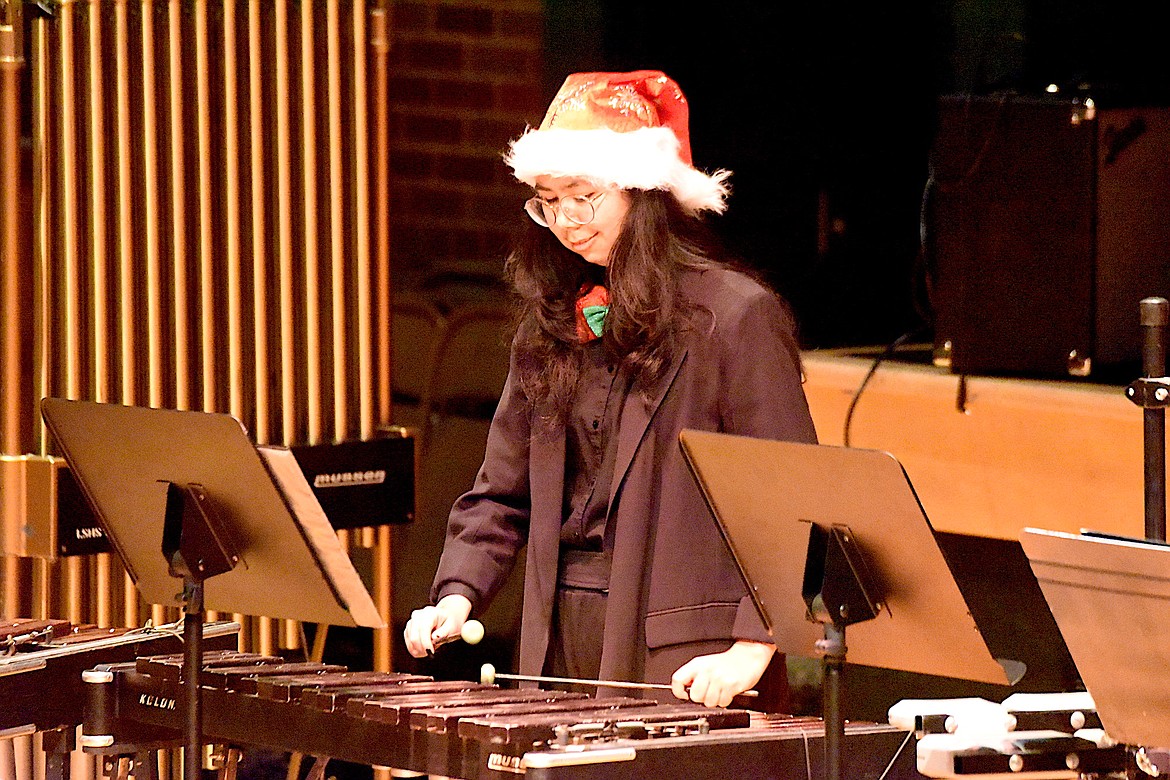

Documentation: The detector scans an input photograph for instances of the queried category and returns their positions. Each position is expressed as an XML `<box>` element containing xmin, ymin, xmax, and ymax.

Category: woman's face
<box><xmin>532</xmin><ymin>175</ymin><xmax>629</xmax><ymax>267</ymax></box>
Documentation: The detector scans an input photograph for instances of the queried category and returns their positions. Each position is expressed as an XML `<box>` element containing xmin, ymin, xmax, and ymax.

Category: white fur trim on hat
<box><xmin>505</xmin><ymin>126</ymin><xmax>730</xmax><ymax>214</ymax></box>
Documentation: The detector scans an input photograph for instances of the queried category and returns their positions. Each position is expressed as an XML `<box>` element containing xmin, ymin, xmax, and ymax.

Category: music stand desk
<box><xmin>679</xmin><ymin>429</ymin><xmax>1011</xmax><ymax>686</ymax></box>
<box><xmin>40</xmin><ymin>398</ymin><xmax>382</xmax><ymax>628</ymax></box>
<box><xmin>1021</xmin><ymin>527</ymin><xmax>1170</xmax><ymax>749</ymax></box>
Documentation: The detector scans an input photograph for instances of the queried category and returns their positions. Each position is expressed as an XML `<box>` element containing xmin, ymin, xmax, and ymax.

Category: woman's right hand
<box><xmin>403</xmin><ymin>593</ymin><xmax>473</xmax><ymax>658</ymax></box>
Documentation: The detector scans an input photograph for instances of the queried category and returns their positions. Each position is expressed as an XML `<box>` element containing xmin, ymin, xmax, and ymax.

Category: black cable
<box><xmin>842</xmin><ymin>330</ymin><xmax>923</xmax><ymax>447</ymax></box>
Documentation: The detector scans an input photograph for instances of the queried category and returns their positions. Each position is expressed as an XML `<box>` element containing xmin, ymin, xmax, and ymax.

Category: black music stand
<box><xmin>40</xmin><ymin>398</ymin><xmax>384</xmax><ymax>780</ymax></box>
<box><xmin>679</xmin><ymin>430</ymin><xmax>1017</xmax><ymax>780</ymax></box>
<box><xmin>1021</xmin><ymin>527</ymin><xmax>1170</xmax><ymax>752</ymax></box>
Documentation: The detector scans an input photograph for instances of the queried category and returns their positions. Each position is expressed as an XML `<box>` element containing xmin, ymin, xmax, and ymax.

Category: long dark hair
<box><xmin>505</xmin><ymin>188</ymin><xmax>722</xmax><ymax>418</ymax></box>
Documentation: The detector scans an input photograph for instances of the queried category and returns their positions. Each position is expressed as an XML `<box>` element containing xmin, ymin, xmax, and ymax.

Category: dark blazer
<box><xmin>432</xmin><ymin>265</ymin><xmax>818</xmax><ymax>685</ymax></box>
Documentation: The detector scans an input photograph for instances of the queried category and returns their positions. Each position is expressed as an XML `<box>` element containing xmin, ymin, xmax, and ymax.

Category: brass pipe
<box><xmin>223</xmin><ymin>0</ymin><xmax>243</xmax><ymax>421</ymax></box>
<box><xmin>258</xmin><ymin>615</ymin><xmax>274</xmax><ymax>656</ymax></box>
<box><xmin>0</xmin><ymin>1</ymin><xmax>25</xmax><ymax>455</ymax></box>
<box><xmin>195</xmin><ymin>0</ymin><xmax>216</xmax><ymax>412</ymax></box>
<box><xmin>94</xmin><ymin>554</ymin><xmax>112</xmax><ymax>627</ymax></box>
<box><xmin>369</xmin><ymin>2</ymin><xmax>393</xmax><ymax>678</ymax></box>
<box><xmin>1</xmin><ymin>559</ymin><xmax>18</xmax><ymax>619</ymax></box>
<box><xmin>60</xmin><ymin>1</ymin><xmax>81</xmax><ymax>400</ymax></box>
<box><xmin>64</xmin><ymin>558</ymin><xmax>82</xmax><ymax>624</ymax></box>
<box><xmin>168</xmin><ymin>0</ymin><xmax>189</xmax><ymax>410</ymax></box>
<box><xmin>87</xmin><ymin>0</ymin><xmax>109</xmax><ymax>403</ymax></box>
<box><xmin>327</xmin><ymin>0</ymin><xmax>347</xmax><ymax>440</ymax></box>
<box><xmin>116</xmin><ymin>0</ymin><xmax>138</xmax><ymax>619</ymax></box>
<box><xmin>275</xmin><ymin>0</ymin><xmax>295</xmax><ymax>444</ymax></box>
<box><xmin>142</xmin><ymin>0</ymin><xmax>163</xmax><ymax>408</ymax></box>
<box><xmin>87</xmin><ymin>1</ymin><xmax>113</xmax><ymax>631</ymax></box>
<box><xmin>352</xmin><ymin>0</ymin><xmax>372</xmax><ymax>440</ymax></box>
<box><xmin>28</xmin><ymin>6</ymin><xmax>51</xmax><ymax>642</ymax></box>
<box><xmin>249</xmin><ymin>0</ymin><xmax>269</xmax><ymax>444</ymax></box>
<box><xmin>370</xmin><ymin>5</ymin><xmax>391</xmax><ymax>428</ymax></box>
<box><xmin>245</xmin><ymin>0</ymin><xmax>268</xmax><ymax>641</ymax></box>
<box><xmin>31</xmin><ymin>558</ymin><xmax>49</xmax><ymax>619</ymax></box>
<box><xmin>30</xmin><ymin>12</ymin><xmax>50</xmax><ymax>451</ymax></box>
<box><xmin>302</xmin><ymin>0</ymin><xmax>321</xmax><ymax>445</ymax></box>
<box><xmin>374</xmin><ymin>525</ymin><xmax>391</xmax><ymax>671</ymax></box>
<box><xmin>124</xmin><ymin>572</ymin><xmax>138</xmax><ymax>629</ymax></box>
<box><xmin>114</xmin><ymin>0</ymin><xmax>136</xmax><ymax>409</ymax></box>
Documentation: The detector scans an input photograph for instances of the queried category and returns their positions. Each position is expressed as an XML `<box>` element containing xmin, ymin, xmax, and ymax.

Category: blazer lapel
<box><xmin>520</xmin><ymin>420</ymin><xmax>566</xmax><ymax>672</ymax></box>
<box><xmin>608</xmin><ymin>347</ymin><xmax>688</xmax><ymax>507</ymax></box>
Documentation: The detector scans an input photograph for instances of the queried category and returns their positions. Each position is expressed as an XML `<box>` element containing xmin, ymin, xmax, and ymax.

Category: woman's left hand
<box><xmin>670</xmin><ymin>640</ymin><xmax>776</xmax><ymax>708</ymax></box>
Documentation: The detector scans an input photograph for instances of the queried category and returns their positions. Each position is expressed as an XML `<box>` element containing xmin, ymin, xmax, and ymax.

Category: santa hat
<box><xmin>505</xmin><ymin>70</ymin><xmax>730</xmax><ymax>214</ymax></box>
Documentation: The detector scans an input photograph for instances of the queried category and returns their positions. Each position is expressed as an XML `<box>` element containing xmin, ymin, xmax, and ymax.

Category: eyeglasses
<box><xmin>523</xmin><ymin>190</ymin><xmax>610</xmax><ymax>228</ymax></box>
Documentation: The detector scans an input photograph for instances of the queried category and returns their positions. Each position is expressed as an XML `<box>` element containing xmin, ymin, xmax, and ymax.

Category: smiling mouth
<box><xmin>570</xmin><ymin>233</ymin><xmax>597</xmax><ymax>252</ymax></box>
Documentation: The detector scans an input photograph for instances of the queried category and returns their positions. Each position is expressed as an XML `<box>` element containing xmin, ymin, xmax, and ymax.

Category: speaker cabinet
<box><xmin>929</xmin><ymin>94</ymin><xmax>1170</xmax><ymax>377</ymax></box>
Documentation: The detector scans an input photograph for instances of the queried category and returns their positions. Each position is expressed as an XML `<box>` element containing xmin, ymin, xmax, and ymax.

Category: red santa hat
<box><xmin>505</xmin><ymin>70</ymin><xmax>730</xmax><ymax>214</ymax></box>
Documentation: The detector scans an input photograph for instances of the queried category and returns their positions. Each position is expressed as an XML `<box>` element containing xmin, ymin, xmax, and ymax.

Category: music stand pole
<box><xmin>818</xmin><ymin>621</ymin><xmax>846</xmax><ymax>780</ymax></box>
<box><xmin>803</xmin><ymin>524</ymin><xmax>882</xmax><ymax>780</ymax></box>
<box><xmin>162</xmin><ymin>482</ymin><xmax>241</xmax><ymax>780</ymax></box>
<box><xmin>182</xmin><ymin>579</ymin><xmax>205</xmax><ymax>780</ymax></box>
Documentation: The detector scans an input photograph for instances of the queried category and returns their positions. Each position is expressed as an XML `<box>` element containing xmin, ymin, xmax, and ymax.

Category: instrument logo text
<box><xmin>138</xmin><ymin>694</ymin><xmax>176</xmax><ymax>711</ymax></box>
<box><xmin>313</xmin><ymin>470</ymin><xmax>386</xmax><ymax>488</ymax></box>
<box><xmin>486</xmin><ymin>753</ymin><xmax>525</xmax><ymax>774</ymax></box>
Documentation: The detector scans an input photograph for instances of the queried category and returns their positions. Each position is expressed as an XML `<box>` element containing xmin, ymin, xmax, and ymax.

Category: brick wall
<box><xmin>387</xmin><ymin>0</ymin><xmax>547</xmax><ymax>296</ymax></box>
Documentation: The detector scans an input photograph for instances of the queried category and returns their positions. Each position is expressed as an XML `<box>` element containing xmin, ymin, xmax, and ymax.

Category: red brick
<box><xmin>466</xmin><ymin>45</ymin><xmax>539</xmax><ymax>76</ymax></box>
<box><xmin>399</xmin><ymin>39</ymin><xmax>465</xmax><ymax>71</ymax></box>
<box><xmin>400</xmin><ymin>114</ymin><xmax>464</xmax><ymax>145</ymax></box>
<box><xmin>391</xmin><ymin>3</ymin><xmax>433</xmax><ymax>33</ymax></box>
<box><xmin>435</xmin><ymin>5</ymin><xmax>493</xmax><ymax>35</ymax></box>
<box><xmin>387</xmin><ymin>76</ymin><xmax>432</xmax><ymax>106</ymax></box>
<box><xmin>431</xmin><ymin>79</ymin><xmax>495</xmax><ymax>110</ymax></box>
<box><xmin>389</xmin><ymin>150</ymin><xmax>435</xmax><ymax>178</ymax></box>
<box><xmin>435</xmin><ymin>154</ymin><xmax>498</xmax><ymax>183</ymax></box>
<box><xmin>412</xmin><ymin>185</ymin><xmax>470</xmax><ymax>217</ymax></box>
<box><xmin>496</xmin><ymin>9</ymin><xmax>544</xmax><ymax>39</ymax></box>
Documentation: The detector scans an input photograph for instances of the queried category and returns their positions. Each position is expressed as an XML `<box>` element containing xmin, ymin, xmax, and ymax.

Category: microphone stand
<box><xmin>1125</xmin><ymin>296</ymin><xmax>1168</xmax><ymax>542</ymax></box>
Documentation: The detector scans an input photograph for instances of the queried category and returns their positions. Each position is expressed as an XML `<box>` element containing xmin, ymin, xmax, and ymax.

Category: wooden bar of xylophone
<box><xmin>80</xmin><ymin>651</ymin><xmax>924</xmax><ymax>780</ymax></box>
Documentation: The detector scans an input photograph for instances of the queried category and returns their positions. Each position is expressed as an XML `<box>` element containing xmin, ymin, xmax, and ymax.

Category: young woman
<box><xmin>404</xmin><ymin>71</ymin><xmax>817</xmax><ymax>708</ymax></box>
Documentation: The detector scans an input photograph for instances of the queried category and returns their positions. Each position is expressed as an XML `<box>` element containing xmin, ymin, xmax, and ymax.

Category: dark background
<box><xmin>545</xmin><ymin>0</ymin><xmax>1170</xmax><ymax>351</ymax></box>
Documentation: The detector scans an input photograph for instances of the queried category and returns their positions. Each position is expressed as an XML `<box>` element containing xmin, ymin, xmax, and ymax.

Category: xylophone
<box><xmin>1</xmin><ymin>619</ymin><xmax>239</xmax><ymax>735</ymax></box>
<box><xmin>80</xmin><ymin>651</ymin><xmax>925</xmax><ymax>780</ymax></box>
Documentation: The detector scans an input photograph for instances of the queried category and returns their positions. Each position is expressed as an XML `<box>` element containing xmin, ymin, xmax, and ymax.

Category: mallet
<box><xmin>460</xmin><ymin>619</ymin><xmax>485</xmax><ymax>645</ymax></box>
<box><xmin>479</xmin><ymin>662</ymin><xmax>757</xmax><ymax>697</ymax></box>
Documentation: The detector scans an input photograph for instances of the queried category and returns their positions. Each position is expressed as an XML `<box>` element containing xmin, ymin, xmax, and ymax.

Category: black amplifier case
<box><xmin>928</xmin><ymin>94</ymin><xmax>1170</xmax><ymax>377</ymax></box>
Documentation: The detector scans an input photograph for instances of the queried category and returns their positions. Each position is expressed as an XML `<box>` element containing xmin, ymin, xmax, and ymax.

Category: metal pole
<box><xmin>1140</xmin><ymin>297</ymin><xmax>1168</xmax><ymax>542</ymax></box>
<box><xmin>1</xmin><ymin>0</ymin><xmax>27</xmax><ymax>455</ymax></box>
<box><xmin>183</xmin><ymin>580</ymin><xmax>204</xmax><ymax>780</ymax></box>
<box><xmin>820</xmin><ymin>622</ymin><xmax>845</xmax><ymax>780</ymax></box>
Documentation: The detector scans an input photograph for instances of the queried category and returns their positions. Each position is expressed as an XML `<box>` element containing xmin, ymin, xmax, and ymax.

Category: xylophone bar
<box><xmin>254</xmin><ymin>670</ymin><xmax>431</xmax><ymax>703</ymax></box>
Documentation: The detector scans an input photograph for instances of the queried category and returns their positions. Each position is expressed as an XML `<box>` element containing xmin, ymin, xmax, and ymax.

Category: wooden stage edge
<box><xmin>800</xmin><ymin>349</ymin><xmax>1150</xmax><ymax>541</ymax></box>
